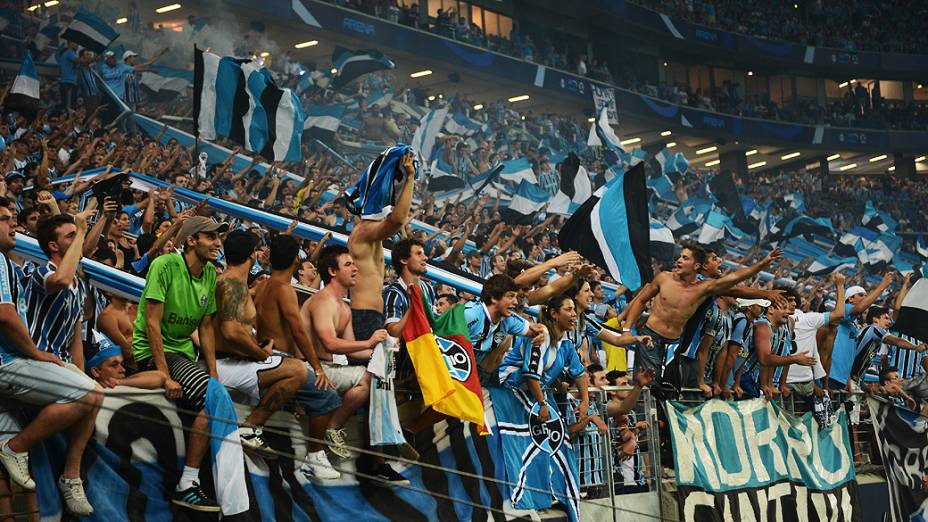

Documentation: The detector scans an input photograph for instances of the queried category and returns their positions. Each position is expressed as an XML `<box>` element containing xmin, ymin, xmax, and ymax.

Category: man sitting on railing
<box><xmin>213</xmin><ymin>230</ymin><xmax>309</xmax><ymax>459</ymax></box>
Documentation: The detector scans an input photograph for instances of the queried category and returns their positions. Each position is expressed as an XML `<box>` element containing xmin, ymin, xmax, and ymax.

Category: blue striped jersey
<box><xmin>464</xmin><ymin>301</ymin><xmax>530</xmax><ymax>363</ymax></box>
<box><xmin>564</xmin><ymin>394</ymin><xmax>604</xmax><ymax>487</ymax></box>
<box><xmin>23</xmin><ymin>262</ymin><xmax>87</xmax><ymax>363</ymax></box>
<box><xmin>850</xmin><ymin>325</ymin><xmax>887</xmax><ymax>383</ymax></box>
<box><xmin>771</xmin><ymin>324</ymin><xmax>794</xmax><ymax>386</ymax></box>
<box><xmin>383</xmin><ymin>278</ymin><xmax>435</xmax><ymax>326</ymax></box>
<box><xmin>499</xmin><ymin>331</ymin><xmax>584</xmax><ymax>388</ymax></box>
<box><xmin>0</xmin><ymin>253</ymin><xmax>27</xmax><ymax>365</ymax></box>
<box><xmin>742</xmin><ymin>316</ymin><xmax>775</xmax><ymax>382</ymax></box>
<box><xmin>885</xmin><ymin>333</ymin><xmax>926</xmax><ymax>379</ymax></box>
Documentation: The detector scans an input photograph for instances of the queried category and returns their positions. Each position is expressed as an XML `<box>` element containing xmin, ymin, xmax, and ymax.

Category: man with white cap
<box><xmin>729</xmin><ymin>297</ymin><xmax>770</xmax><ymax>397</ymax></box>
<box><xmin>823</xmin><ymin>273</ymin><xmax>894</xmax><ymax>391</ymax></box>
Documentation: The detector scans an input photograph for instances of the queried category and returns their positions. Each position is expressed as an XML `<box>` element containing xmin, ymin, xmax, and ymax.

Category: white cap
<box><xmin>103</xmin><ymin>50</ymin><xmax>115</xmax><ymax>57</ymax></box>
<box><xmin>845</xmin><ymin>286</ymin><xmax>866</xmax><ymax>299</ymax></box>
<box><xmin>736</xmin><ymin>298</ymin><xmax>771</xmax><ymax>308</ymax></box>
<box><xmin>123</xmin><ymin>50</ymin><xmax>139</xmax><ymax>60</ymax></box>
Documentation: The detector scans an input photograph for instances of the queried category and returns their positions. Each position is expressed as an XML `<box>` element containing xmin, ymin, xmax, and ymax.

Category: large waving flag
<box><xmin>33</xmin><ymin>15</ymin><xmax>60</xmax><ymax>52</ymax></box>
<box><xmin>9</xmin><ymin>50</ymin><xmax>39</xmax><ymax>101</ymax></box>
<box><xmin>862</xmin><ymin>200</ymin><xmax>898</xmax><ymax>234</ymax></box>
<box><xmin>140</xmin><ymin>64</ymin><xmax>193</xmax><ymax>94</ymax></box>
<box><xmin>444</xmin><ymin>111</ymin><xmax>481</xmax><ymax>136</ymax></box>
<box><xmin>708</xmin><ymin>169</ymin><xmax>752</xmax><ymax>232</ymax></box>
<box><xmin>803</xmin><ymin>256</ymin><xmax>857</xmax><ymax>277</ymax></box>
<box><xmin>549</xmin><ymin>153</ymin><xmax>591</xmax><ymax>215</ymax></box>
<box><xmin>204</xmin><ymin>379</ymin><xmax>249</xmax><ymax>515</ymax></box>
<box><xmin>331</xmin><ymin>47</ymin><xmax>395</xmax><ymax>88</ymax></box>
<box><xmin>558</xmin><ymin>163</ymin><xmax>652</xmax><ymax>291</ymax></box>
<box><xmin>895</xmin><ymin>279</ymin><xmax>928</xmax><ymax>341</ymax></box>
<box><xmin>504</xmin><ymin>180</ymin><xmax>550</xmax><ymax>224</ymax></box>
<box><xmin>60</xmin><ymin>8</ymin><xmax>119</xmax><ymax>53</ymax></box>
<box><xmin>194</xmin><ymin>47</ymin><xmax>304</xmax><ymax>162</ymax></box>
<box><xmin>303</xmin><ymin>104</ymin><xmax>346</xmax><ymax>140</ymax></box>
<box><xmin>427</xmin><ymin>154</ymin><xmax>465</xmax><ymax>192</ymax></box>
<box><xmin>411</xmin><ymin>107</ymin><xmax>448</xmax><ymax>164</ymax></box>
<box><xmin>655</xmin><ymin>146</ymin><xmax>689</xmax><ymax>176</ymax></box>
<box><xmin>772</xmin><ymin>215</ymin><xmax>835</xmax><ymax>241</ymax></box>
<box><xmin>650</xmin><ymin>219</ymin><xmax>675</xmax><ymax>262</ymax></box>
<box><xmin>500</xmin><ymin>157</ymin><xmax>538</xmax><ymax>184</ymax></box>
<box><xmin>697</xmin><ymin>208</ymin><xmax>745</xmax><ymax>245</ymax></box>
<box><xmin>403</xmin><ymin>285</ymin><xmax>486</xmax><ymax>432</ymax></box>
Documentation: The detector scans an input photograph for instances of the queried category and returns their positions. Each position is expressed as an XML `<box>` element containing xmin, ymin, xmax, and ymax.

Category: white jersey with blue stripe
<box><xmin>23</xmin><ymin>261</ymin><xmax>87</xmax><ymax>363</ymax></box>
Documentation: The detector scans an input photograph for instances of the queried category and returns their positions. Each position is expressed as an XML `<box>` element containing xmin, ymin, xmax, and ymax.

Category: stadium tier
<box><xmin>0</xmin><ymin>1</ymin><xmax>925</xmax><ymax>521</ymax></box>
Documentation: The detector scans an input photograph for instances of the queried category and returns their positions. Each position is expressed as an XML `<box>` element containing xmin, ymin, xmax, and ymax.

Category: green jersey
<box><xmin>132</xmin><ymin>252</ymin><xmax>217</xmax><ymax>363</ymax></box>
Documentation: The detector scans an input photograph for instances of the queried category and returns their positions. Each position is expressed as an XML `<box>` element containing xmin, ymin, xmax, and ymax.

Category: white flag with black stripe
<box><xmin>194</xmin><ymin>47</ymin><xmax>304</xmax><ymax>162</ymax></box>
<box><xmin>60</xmin><ymin>8</ymin><xmax>119</xmax><ymax>53</ymax></box>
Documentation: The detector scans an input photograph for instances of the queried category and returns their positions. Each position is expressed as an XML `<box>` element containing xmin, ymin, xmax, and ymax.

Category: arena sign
<box><xmin>666</xmin><ymin>398</ymin><xmax>860</xmax><ymax>522</ymax></box>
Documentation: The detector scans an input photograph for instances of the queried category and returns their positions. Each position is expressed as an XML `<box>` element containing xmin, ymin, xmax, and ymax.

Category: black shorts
<box><xmin>633</xmin><ymin>324</ymin><xmax>680</xmax><ymax>380</ymax></box>
<box><xmin>350</xmin><ymin>309</ymin><xmax>384</xmax><ymax>366</ymax></box>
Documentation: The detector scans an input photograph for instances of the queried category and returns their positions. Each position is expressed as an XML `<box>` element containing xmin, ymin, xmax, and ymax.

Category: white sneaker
<box><xmin>58</xmin><ymin>476</ymin><xmax>93</xmax><ymax>516</ymax></box>
<box><xmin>325</xmin><ymin>428</ymin><xmax>352</xmax><ymax>459</ymax></box>
<box><xmin>0</xmin><ymin>440</ymin><xmax>34</xmax><ymax>490</ymax></box>
<box><xmin>239</xmin><ymin>426</ymin><xmax>277</xmax><ymax>459</ymax></box>
<box><xmin>300</xmin><ymin>451</ymin><xmax>340</xmax><ymax>480</ymax></box>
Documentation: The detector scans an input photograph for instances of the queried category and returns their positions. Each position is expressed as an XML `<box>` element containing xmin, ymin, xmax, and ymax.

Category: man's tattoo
<box><xmin>218</xmin><ymin>279</ymin><xmax>248</xmax><ymax>322</ymax></box>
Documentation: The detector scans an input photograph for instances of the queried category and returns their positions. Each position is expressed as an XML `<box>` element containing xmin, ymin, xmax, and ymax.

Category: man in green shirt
<box><xmin>132</xmin><ymin>216</ymin><xmax>227</xmax><ymax>512</ymax></box>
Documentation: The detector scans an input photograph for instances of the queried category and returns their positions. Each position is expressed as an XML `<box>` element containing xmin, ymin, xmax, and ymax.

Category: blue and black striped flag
<box><xmin>193</xmin><ymin>47</ymin><xmax>304</xmax><ymax>162</ymax></box>
<box><xmin>60</xmin><ymin>8</ymin><xmax>119</xmax><ymax>53</ymax></box>
<box><xmin>331</xmin><ymin>47</ymin><xmax>395</xmax><ymax>88</ymax></box>
<box><xmin>558</xmin><ymin>163</ymin><xmax>652</xmax><ymax>291</ymax></box>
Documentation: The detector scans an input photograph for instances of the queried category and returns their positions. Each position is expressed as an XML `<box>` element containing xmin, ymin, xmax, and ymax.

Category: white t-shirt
<box><xmin>786</xmin><ymin>310</ymin><xmax>831</xmax><ymax>383</ymax></box>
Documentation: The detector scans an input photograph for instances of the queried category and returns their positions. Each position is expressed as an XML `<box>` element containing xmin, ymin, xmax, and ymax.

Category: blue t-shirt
<box><xmin>499</xmin><ymin>332</ymin><xmax>585</xmax><ymax>388</ymax></box>
<box><xmin>827</xmin><ymin>304</ymin><xmax>858</xmax><ymax>386</ymax></box>
<box><xmin>463</xmin><ymin>301</ymin><xmax>529</xmax><ymax>363</ymax></box>
<box><xmin>0</xmin><ymin>254</ymin><xmax>27</xmax><ymax>365</ymax></box>
<box><xmin>99</xmin><ymin>62</ymin><xmax>134</xmax><ymax>101</ymax></box>
<box><xmin>59</xmin><ymin>49</ymin><xmax>78</xmax><ymax>84</ymax></box>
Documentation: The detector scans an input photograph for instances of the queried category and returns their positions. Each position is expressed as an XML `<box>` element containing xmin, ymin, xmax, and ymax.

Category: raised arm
<box><xmin>353</xmin><ymin>152</ymin><xmax>416</xmax><ymax>242</ymax></box>
<box><xmin>851</xmin><ymin>272</ymin><xmax>893</xmax><ymax>316</ymax></box>
<box><xmin>621</xmin><ymin>279</ymin><xmax>661</xmax><ymax>333</ymax></box>
<box><xmin>45</xmin><ymin>210</ymin><xmax>94</xmax><ymax>293</ymax></box>
<box><xmin>826</xmin><ymin>272</ymin><xmax>847</xmax><ymax>325</ymax></box>
<box><xmin>703</xmin><ymin>248</ymin><xmax>783</xmax><ymax>296</ymax></box>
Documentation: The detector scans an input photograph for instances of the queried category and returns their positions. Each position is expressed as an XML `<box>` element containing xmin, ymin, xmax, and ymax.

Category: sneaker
<box><xmin>0</xmin><ymin>440</ymin><xmax>34</xmax><ymax>490</ymax></box>
<box><xmin>172</xmin><ymin>481</ymin><xmax>221</xmax><ymax>513</ymax></box>
<box><xmin>239</xmin><ymin>426</ymin><xmax>277</xmax><ymax>459</ymax></box>
<box><xmin>300</xmin><ymin>451</ymin><xmax>340</xmax><ymax>480</ymax></box>
<box><xmin>325</xmin><ymin>428</ymin><xmax>352</xmax><ymax>459</ymax></box>
<box><xmin>58</xmin><ymin>476</ymin><xmax>93</xmax><ymax>516</ymax></box>
<box><xmin>371</xmin><ymin>464</ymin><xmax>410</xmax><ymax>487</ymax></box>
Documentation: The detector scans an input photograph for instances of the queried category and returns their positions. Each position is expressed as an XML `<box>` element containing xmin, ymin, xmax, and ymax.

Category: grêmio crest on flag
<box><xmin>666</xmin><ymin>398</ymin><xmax>861</xmax><ymax>522</ymax></box>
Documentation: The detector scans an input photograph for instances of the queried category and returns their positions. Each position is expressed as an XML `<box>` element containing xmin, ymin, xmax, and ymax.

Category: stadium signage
<box><xmin>666</xmin><ymin>399</ymin><xmax>861</xmax><ymax>522</ymax></box>
<box><xmin>342</xmin><ymin>16</ymin><xmax>375</xmax><ymax>36</ymax></box>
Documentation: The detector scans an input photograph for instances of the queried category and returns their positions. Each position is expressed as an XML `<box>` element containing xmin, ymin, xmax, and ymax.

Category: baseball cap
<box><xmin>4</xmin><ymin>171</ymin><xmax>24</xmax><ymax>182</ymax></box>
<box><xmin>177</xmin><ymin>216</ymin><xmax>229</xmax><ymax>247</ymax></box>
<box><xmin>736</xmin><ymin>298</ymin><xmax>771</xmax><ymax>308</ymax></box>
<box><xmin>123</xmin><ymin>50</ymin><xmax>138</xmax><ymax>60</ymax></box>
<box><xmin>103</xmin><ymin>50</ymin><xmax>115</xmax><ymax>58</ymax></box>
<box><xmin>845</xmin><ymin>286</ymin><xmax>866</xmax><ymax>299</ymax></box>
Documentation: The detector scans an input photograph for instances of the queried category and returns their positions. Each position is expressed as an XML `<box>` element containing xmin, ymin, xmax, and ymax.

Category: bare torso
<box><xmin>348</xmin><ymin>221</ymin><xmax>385</xmax><ymax>312</ymax></box>
<box><xmin>99</xmin><ymin>304</ymin><xmax>133</xmax><ymax>340</ymax></box>
<box><xmin>214</xmin><ymin>274</ymin><xmax>257</xmax><ymax>354</ymax></box>
<box><xmin>301</xmin><ymin>289</ymin><xmax>353</xmax><ymax>362</ymax></box>
<box><xmin>254</xmin><ymin>277</ymin><xmax>298</xmax><ymax>357</ymax></box>
<box><xmin>645</xmin><ymin>273</ymin><xmax>711</xmax><ymax>339</ymax></box>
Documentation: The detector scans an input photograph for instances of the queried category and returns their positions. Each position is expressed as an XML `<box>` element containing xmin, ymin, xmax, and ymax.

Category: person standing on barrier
<box><xmin>622</xmin><ymin>242</ymin><xmax>784</xmax><ymax>382</ymax></box>
<box><xmin>565</xmin><ymin>278</ymin><xmax>651</xmax><ymax>368</ymax></box>
<box><xmin>344</xmin><ymin>147</ymin><xmax>419</xmax><ymax>484</ymax></box>
<box><xmin>0</xmin><ymin>204</ymin><xmax>101</xmax><ymax>517</ymax></box>
<box><xmin>131</xmin><ymin>216</ymin><xmax>227</xmax><ymax>513</ymax></box>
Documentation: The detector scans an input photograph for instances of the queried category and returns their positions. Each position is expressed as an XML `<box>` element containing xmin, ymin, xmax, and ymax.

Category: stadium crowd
<box><xmin>0</xmin><ymin>3</ymin><xmax>926</xmax><ymax>519</ymax></box>
<box><xmin>633</xmin><ymin>0</ymin><xmax>928</xmax><ymax>54</ymax></box>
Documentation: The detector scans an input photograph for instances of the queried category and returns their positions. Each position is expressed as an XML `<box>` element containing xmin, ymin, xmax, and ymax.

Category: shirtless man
<box><xmin>213</xmin><ymin>230</ymin><xmax>308</xmax><ymax>459</ymax></box>
<box><xmin>623</xmin><ymin>242</ymin><xmax>784</xmax><ymax>380</ymax></box>
<box><xmin>96</xmin><ymin>292</ymin><xmax>136</xmax><ymax>369</ymax></box>
<box><xmin>254</xmin><ymin>234</ymin><xmax>342</xmax><ymax>480</ymax></box>
<box><xmin>347</xmin><ymin>150</ymin><xmax>415</xmax><ymax>347</ymax></box>
<box><xmin>301</xmin><ymin>245</ymin><xmax>407</xmax><ymax>484</ymax></box>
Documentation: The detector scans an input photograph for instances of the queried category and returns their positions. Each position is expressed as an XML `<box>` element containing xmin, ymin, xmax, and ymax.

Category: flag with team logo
<box><xmin>489</xmin><ymin>362</ymin><xmax>580</xmax><ymax>522</ymax></box>
<box><xmin>403</xmin><ymin>285</ymin><xmax>487</xmax><ymax>433</ymax></box>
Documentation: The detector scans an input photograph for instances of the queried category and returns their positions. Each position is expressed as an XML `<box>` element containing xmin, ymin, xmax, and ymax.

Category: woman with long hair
<box><xmin>568</xmin><ymin>279</ymin><xmax>651</xmax><ymax>367</ymax></box>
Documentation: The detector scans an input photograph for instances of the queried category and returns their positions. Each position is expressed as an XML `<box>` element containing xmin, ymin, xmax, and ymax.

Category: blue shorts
<box><xmin>739</xmin><ymin>373</ymin><xmax>761</xmax><ymax>399</ymax></box>
<box><xmin>295</xmin><ymin>365</ymin><xmax>342</xmax><ymax>415</ymax></box>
